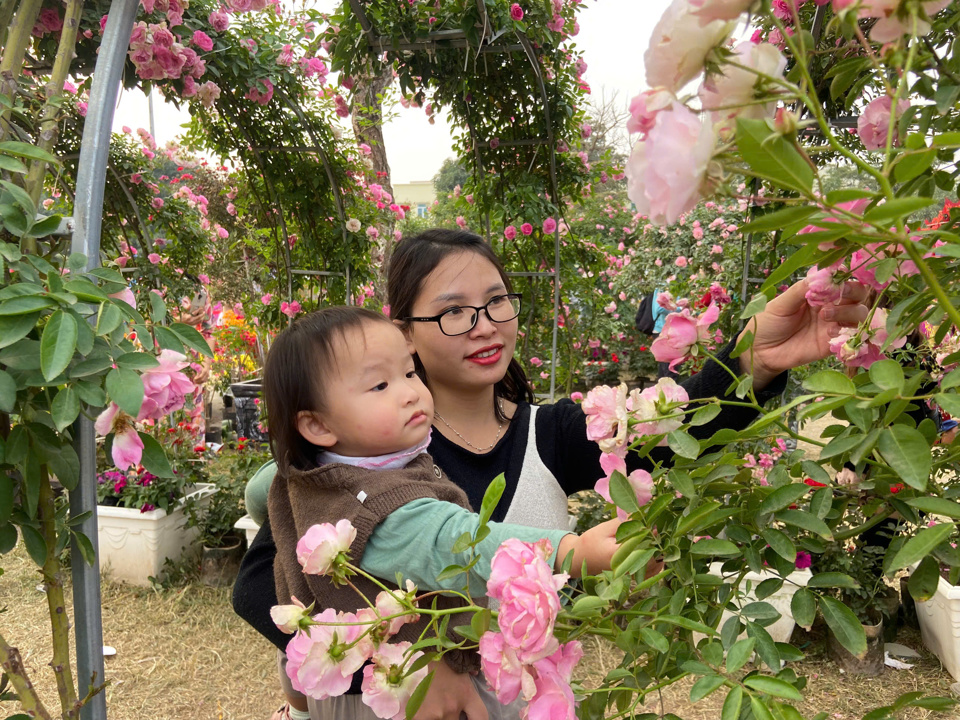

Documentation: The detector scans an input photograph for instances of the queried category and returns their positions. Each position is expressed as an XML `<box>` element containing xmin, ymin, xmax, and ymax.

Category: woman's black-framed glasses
<box><xmin>404</xmin><ymin>293</ymin><xmax>522</xmax><ymax>336</ymax></box>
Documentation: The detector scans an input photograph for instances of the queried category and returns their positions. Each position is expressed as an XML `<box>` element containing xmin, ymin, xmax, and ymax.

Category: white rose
<box><xmin>345</xmin><ymin>218</ymin><xmax>361</xmax><ymax>232</ymax></box>
<box><xmin>644</xmin><ymin>0</ymin><xmax>733</xmax><ymax>92</ymax></box>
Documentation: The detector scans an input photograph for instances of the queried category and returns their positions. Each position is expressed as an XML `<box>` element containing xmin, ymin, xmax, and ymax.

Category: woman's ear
<box><xmin>297</xmin><ymin>411</ymin><xmax>337</xmax><ymax>448</ymax></box>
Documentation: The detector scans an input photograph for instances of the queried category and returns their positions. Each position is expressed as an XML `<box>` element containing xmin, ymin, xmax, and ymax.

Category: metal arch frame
<box><xmin>346</xmin><ymin>0</ymin><xmax>565</xmax><ymax>400</ymax></box>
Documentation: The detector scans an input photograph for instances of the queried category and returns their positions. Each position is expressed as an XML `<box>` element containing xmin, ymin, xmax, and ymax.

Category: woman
<box><xmin>235</xmin><ymin>228</ymin><xmax>869</xmax><ymax>720</ymax></box>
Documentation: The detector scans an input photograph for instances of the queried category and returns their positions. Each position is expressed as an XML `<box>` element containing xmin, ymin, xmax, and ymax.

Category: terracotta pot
<box><xmin>827</xmin><ymin>617</ymin><xmax>884</xmax><ymax>676</ymax></box>
<box><xmin>200</xmin><ymin>536</ymin><xmax>245</xmax><ymax>587</ymax></box>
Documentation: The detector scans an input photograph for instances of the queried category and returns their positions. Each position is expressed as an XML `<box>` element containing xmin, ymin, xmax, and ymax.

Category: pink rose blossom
<box><xmin>296</xmin><ymin>519</ymin><xmax>356</xmax><ymax>575</ymax></box>
<box><xmin>828</xmin><ymin>308</ymin><xmax>906</xmax><ymax>369</ymax></box>
<box><xmin>109</xmin><ymin>287</ymin><xmax>136</xmax><ymax>308</ymax></box>
<box><xmin>543</xmin><ymin>217</ymin><xmax>557</xmax><ymax>234</ymax></box>
<box><xmin>208</xmin><ymin>10</ymin><xmax>229</xmax><ymax>30</ymax></box>
<box><xmin>479</xmin><ymin>632</ymin><xmax>535</xmax><ymax>704</ymax></box>
<box><xmin>510</xmin><ymin>3</ymin><xmax>524</xmax><ymax>21</ymax></box>
<box><xmin>581</xmin><ymin>383</ymin><xmax>629</xmax><ymax>452</ymax></box>
<box><xmin>688</xmin><ymin>0</ymin><xmax>757</xmax><ymax>24</ymax></box>
<box><xmin>504</xmin><ymin>225</ymin><xmax>517</xmax><ymax>240</ymax></box>
<box><xmin>285</xmin><ymin>608</ymin><xmax>368</xmax><ymax>699</ymax></box>
<box><xmin>487</xmin><ymin>537</ymin><xmax>555</xmax><ymax>600</ymax></box>
<box><xmin>261</xmin><ymin>294</ymin><xmax>273</xmax><ymax>304</ymax></box>
<box><xmin>860</xmin><ymin>0</ymin><xmax>950</xmax><ymax>42</ymax></box>
<box><xmin>271</xmin><ymin>597</ymin><xmax>310</xmax><ymax>634</ymax></box>
<box><xmin>191</xmin><ymin>30</ymin><xmax>213</xmax><ymax>51</ymax></box>
<box><xmin>626</xmin><ymin>101</ymin><xmax>716</xmax><ymax>226</ymax></box>
<box><xmin>644</xmin><ymin>0</ymin><xmax>733</xmax><ymax>92</ymax></box>
<box><xmin>857</xmin><ymin>95</ymin><xmax>910</xmax><ymax>150</ymax></box>
<box><xmin>804</xmin><ymin>263</ymin><xmax>846</xmax><ymax>307</ymax></box>
<box><xmin>94</xmin><ymin>404</ymin><xmax>143</xmax><ymax>470</ymax></box>
<box><xmin>138</xmin><ymin>350</ymin><xmax>196</xmax><ymax>421</ymax></box>
<box><xmin>674</xmin><ymin>256</ymin><xmax>688</xmax><ymax>268</ymax></box>
<box><xmin>521</xmin><ymin>223</ymin><xmax>534</xmax><ymax>236</ymax></box>
<box><xmin>525</xmin><ymin>641</ymin><xmax>583</xmax><ymax>720</ymax></box>
<box><xmin>651</xmin><ymin>303</ymin><xmax>720</xmax><ymax>371</ymax></box>
<box><xmin>361</xmin><ymin>642</ymin><xmax>428</xmax><ymax>720</ymax></box>
<box><xmin>148</xmin><ymin>253</ymin><xmax>161</xmax><ymax>264</ymax></box>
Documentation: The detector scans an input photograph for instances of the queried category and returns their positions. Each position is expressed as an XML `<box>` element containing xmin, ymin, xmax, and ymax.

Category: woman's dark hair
<box><xmin>263</xmin><ymin>306</ymin><xmax>393</xmax><ymax>472</ymax></box>
<box><xmin>388</xmin><ymin>228</ymin><xmax>534</xmax><ymax>419</ymax></box>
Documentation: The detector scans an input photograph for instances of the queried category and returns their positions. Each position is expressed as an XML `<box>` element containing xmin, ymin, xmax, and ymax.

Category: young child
<box><xmin>264</xmin><ymin>306</ymin><xmax>624</xmax><ymax>720</ymax></box>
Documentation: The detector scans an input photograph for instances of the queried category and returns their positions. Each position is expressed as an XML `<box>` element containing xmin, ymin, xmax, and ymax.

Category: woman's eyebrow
<box><xmin>433</xmin><ymin>284</ymin><xmax>506</xmax><ymax>303</ymax></box>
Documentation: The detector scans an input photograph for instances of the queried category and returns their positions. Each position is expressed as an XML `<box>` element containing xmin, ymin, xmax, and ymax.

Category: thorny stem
<box><xmin>38</xmin><ymin>466</ymin><xmax>80</xmax><ymax>717</ymax></box>
<box><xmin>23</xmin><ymin>0</ymin><xmax>85</xmax><ymax>214</ymax></box>
<box><xmin>0</xmin><ymin>631</ymin><xmax>54</xmax><ymax>720</ymax></box>
<box><xmin>0</xmin><ymin>0</ymin><xmax>44</xmax><ymax>143</ymax></box>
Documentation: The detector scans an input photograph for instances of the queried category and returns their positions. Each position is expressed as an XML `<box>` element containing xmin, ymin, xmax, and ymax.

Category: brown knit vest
<box><xmin>269</xmin><ymin>453</ymin><xmax>481</xmax><ymax>673</ymax></box>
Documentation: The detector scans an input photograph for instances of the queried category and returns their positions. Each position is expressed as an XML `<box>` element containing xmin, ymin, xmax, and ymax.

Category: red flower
<box><xmin>193</xmin><ymin>444</ymin><xmax>206</xmax><ymax>453</ymax></box>
<box><xmin>890</xmin><ymin>483</ymin><xmax>905</xmax><ymax>494</ymax></box>
<box><xmin>611</xmin><ymin>353</ymin><xmax>620</xmax><ymax>363</ymax></box>
<box><xmin>639</xmin><ymin>345</ymin><xmax>647</xmax><ymax>352</ymax></box>
<box><xmin>803</xmin><ymin>478</ymin><xmax>827</xmax><ymax>488</ymax></box>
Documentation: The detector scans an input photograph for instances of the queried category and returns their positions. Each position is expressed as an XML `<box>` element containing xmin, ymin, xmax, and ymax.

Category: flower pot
<box><xmin>827</xmin><ymin>616</ymin><xmax>884</xmax><ymax>676</ymax></box>
<box><xmin>228</xmin><ymin>380</ymin><xmax>267</xmax><ymax>444</ymax></box>
<box><xmin>914</xmin><ymin>572</ymin><xmax>960</xmax><ymax>681</ymax></box>
<box><xmin>709</xmin><ymin>563</ymin><xmax>813</xmax><ymax>643</ymax></box>
<box><xmin>200</xmin><ymin>535</ymin><xmax>245</xmax><ymax>587</ymax></box>
<box><xmin>96</xmin><ymin>484</ymin><xmax>215</xmax><ymax>586</ymax></box>
<box><xmin>234</xmin><ymin>514</ymin><xmax>261</xmax><ymax>547</ymax></box>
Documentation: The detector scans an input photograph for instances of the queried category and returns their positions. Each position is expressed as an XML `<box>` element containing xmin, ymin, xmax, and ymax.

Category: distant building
<box><xmin>393</xmin><ymin>180</ymin><xmax>435</xmax><ymax>218</ymax></box>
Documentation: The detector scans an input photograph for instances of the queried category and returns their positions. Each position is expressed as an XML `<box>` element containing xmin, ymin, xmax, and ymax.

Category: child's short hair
<box><xmin>263</xmin><ymin>306</ymin><xmax>394</xmax><ymax>472</ymax></box>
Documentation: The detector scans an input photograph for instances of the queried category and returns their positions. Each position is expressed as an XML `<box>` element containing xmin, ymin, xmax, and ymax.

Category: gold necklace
<box><xmin>434</xmin><ymin>400</ymin><xmax>505</xmax><ymax>452</ymax></box>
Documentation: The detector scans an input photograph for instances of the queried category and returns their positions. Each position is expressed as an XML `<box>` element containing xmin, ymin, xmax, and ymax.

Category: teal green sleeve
<box><xmin>244</xmin><ymin>460</ymin><xmax>277</xmax><ymax>526</ymax></box>
<box><xmin>360</xmin><ymin>498</ymin><xmax>572</xmax><ymax>596</ymax></box>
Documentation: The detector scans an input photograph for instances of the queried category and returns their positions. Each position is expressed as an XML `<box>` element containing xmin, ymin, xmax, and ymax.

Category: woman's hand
<box><xmin>739</xmin><ymin>279</ymin><xmax>870</xmax><ymax>388</ymax></box>
<box><xmin>413</xmin><ymin>661</ymin><xmax>488</xmax><ymax>720</ymax></box>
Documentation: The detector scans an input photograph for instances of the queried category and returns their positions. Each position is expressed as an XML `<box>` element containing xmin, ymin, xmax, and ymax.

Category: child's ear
<box><xmin>297</xmin><ymin>411</ymin><xmax>337</xmax><ymax>448</ymax></box>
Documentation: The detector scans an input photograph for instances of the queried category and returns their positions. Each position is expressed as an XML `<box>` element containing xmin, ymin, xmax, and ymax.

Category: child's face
<box><xmin>303</xmin><ymin>321</ymin><xmax>434</xmax><ymax>457</ymax></box>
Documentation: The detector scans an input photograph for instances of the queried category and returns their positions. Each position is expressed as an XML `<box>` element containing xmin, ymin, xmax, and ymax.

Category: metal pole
<box><xmin>70</xmin><ymin>0</ymin><xmax>139</xmax><ymax>717</ymax></box>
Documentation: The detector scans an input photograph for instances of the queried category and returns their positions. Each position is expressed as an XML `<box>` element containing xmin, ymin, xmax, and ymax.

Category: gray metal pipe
<box><xmin>70</xmin><ymin>0</ymin><xmax>140</xmax><ymax>717</ymax></box>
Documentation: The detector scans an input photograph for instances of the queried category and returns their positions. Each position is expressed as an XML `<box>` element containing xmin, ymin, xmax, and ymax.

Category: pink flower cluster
<box><xmin>828</xmin><ymin>308</ymin><xmax>906</xmax><ymax>369</ymax></box>
<box><xmin>650</xmin><ymin>302</ymin><xmax>720</xmax><ymax>371</ymax></box>
<box><xmin>281</xmin><ymin>300</ymin><xmax>303</xmax><ymax>317</ymax></box>
<box><xmin>480</xmin><ymin>539</ymin><xmax>582</xmax><ymax>719</ymax></box>
<box><xmin>128</xmin><ymin>21</ymin><xmax>206</xmax><ymax>81</ymax></box>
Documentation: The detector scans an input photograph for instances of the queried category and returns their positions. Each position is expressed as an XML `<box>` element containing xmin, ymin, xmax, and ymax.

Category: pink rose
<box><xmin>148</xmin><ymin>253</ymin><xmax>161</xmax><ymax>264</ymax></box>
<box><xmin>626</xmin><ymin>101</ymin><xmax>716</xmax><ymax>226</ymax></box>
<box><xmin>261</xmin><ymin>294</ymin><xmax>273</xmax><ymax>305</ymax></box>
<box><xmin>138</xmin><ymin>350</ymin><xmax>195</xmax><ymax>421</ymax></box>
<box><xmin>504</xmin><ymin>225</ymin><xmax>517</xmax><ymax>240</ymax></box>
<box><xmin>296</xmin><ymin>519</ymin><xmax>356</xmax><ymax>575</ymax></box>
<box><xmin>674</xmin><ymin>256</ymin><xmax>688</xmax><ymax>268</ymax></box>
<box><xmin>510</xmin><ymin>3</ymin><xmax>524</xmax><ymax>21</ymax></box>
<box><xmin>208</xmin><ymin>10</ymin><xmax>229</xmax><ymax>30</ymax></box>
<box><xmin>857</xmin><ymin>95</ymin><xmax>910</xmax><ymax>150</ymax></box>
<box><xmin>498</xmin><ymin>573</ymin><xmax>563</xmax><ymax>662</ymax></box>
<box><xmin>270</xmin><ymin>597</ymin><xmax>310</xmax><ymax>634</ymax></box>
<box><xmin>828</xmin><ymin>308</ymin><xmax>906</xmax><ymax>369</ymax></box>
<box><xmin>650</xmin><ymin>303</ymin><xmax>720</xmax><ymax>371</ymax></box>
<box><xmin>521</xmin><ymin>222</ymin><xmax>534</xmax><ymax>236</ymax></box>
<box><xmin>581</xmin><ymin>384</ymin><xmax>629</xmax><ymax>451</ymax></box>
<box><xmin>804</xmin><ymin>263</ymin><xmax>846</xmax><ymax>306</ymax></box>
<box><xmin>373</xmin><ymin>582</ymin><xmax>419</xmax><ymax>636</ymax></box>
<box><xmin>644</xmin><ymin>0</ymin><xmax>733</xmax><ymax>92</ymax></box>
<box><xmin>525</xmin><ymin>641</ymin><xmax>583</xmax><ymax>720</ymax></box>
<box><xmin>191</xmin><ymin>30</ymin><xmax>214</xmax><ymax>51</ymax></box>
<box><xmin>543</xmin><ymin>217</ymin><xmax>557</xmax><ymax>234</ymax></box>
<box><xmin>627</xmin><ymin>88</ymin><xmax>675</xmax><ymax>138</ymax></box>
<box><xmin>109</xmin><ymin>287</ymin><xmax>136</xmax><ymax>308</ymax></box>
<box><xmin>711</xmin><ymin>244</ymin><xmax>723</xmax><ymax>254</ymax></box>
<box><xmin>94</xmin><ymin>404</ymin><xmax>143</xmax><ymax>470</ymax></box>
<box><xmin>570</xmin><ymin>391</ymin><xmax>583</xmax><ymax>402</ymax></box>
<box><xmin>628</xmin><ymin>377</ymin><xmax>690</xmax><ymax>437</ymax></box>
<box><xmin>487</xmin><ymin>537</ymin><xmax>556</xmax><ymax>600</ymax></box>
<box><xmin>479</xmin><ymin>632</ymin><xmax>534</xmax><ymax>704</ymax></box>
<box><xmin>285</xmin><ymin>608</ymin><xmax>368</xmax><ymax>699</ymax></box>
<box><xmin>360</xmin><ymin>642</ymin><xmax>428</xmax><ymax>720</ymax></box>
<box><xmin>860</xmin><ymin>0</ymin><xmax>949</xmax><ymax>42</ymax></box>
<box><xmin>688</xmin><ymin>0</ymin><xmax>757</xmax><ymax>23</ymax></box>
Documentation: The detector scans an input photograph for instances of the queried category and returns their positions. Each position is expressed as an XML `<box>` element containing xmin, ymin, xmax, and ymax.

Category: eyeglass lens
<box><xmin>439</xmin><ymin>295</ymin><xmax>521</xmax><ymax>335</ymax></box>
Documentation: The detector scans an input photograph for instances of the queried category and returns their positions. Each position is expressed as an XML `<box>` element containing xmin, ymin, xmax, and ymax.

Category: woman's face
<box><xmin>403</xmin><ymin>251</ymin><xmax>519</xmax><ymax>396</ymax></box>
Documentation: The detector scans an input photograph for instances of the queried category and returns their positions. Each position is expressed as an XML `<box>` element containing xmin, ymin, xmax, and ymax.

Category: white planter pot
<box><xmin>97</xmin><ymin>484</ymin><xmax>215</xmax><ymax>586</ymax></box>
<box><xmin>234</xmin><ymin>514</ymin><xmax>261</xmax><ymax>548</ymax></box>
<box><xmin>709</xmin><ymin>563</ymin><xmax>813</xmax><ymax>643</ymax></box>
<box><xmin>915</xmin><ymin>574</ymin><xmax>960</xmax><ymax>681</ymax></box>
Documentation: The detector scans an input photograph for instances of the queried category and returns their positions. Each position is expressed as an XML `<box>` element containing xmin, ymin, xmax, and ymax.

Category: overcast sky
<box><xmin>113</xmin><ymin>0</ymin><xmax>673</xmax><ymax>183</ymax></box>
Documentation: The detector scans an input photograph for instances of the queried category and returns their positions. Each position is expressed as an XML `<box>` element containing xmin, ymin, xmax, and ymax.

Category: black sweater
<box><xmin>232</xmin><ymin>340</ymin><xmax>786</xmax><ymax>652</ymax></box>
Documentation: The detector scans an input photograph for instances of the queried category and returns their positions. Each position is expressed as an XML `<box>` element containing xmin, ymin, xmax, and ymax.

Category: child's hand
<box><xmin>556</xmin><ymin>517</ymin><xmax>623</xmax><ymax>576</ymax></box>
<box><xmin>413</xmin><ymin>660</ymin><xmax>488</xmax><ymax>720</ymax></box>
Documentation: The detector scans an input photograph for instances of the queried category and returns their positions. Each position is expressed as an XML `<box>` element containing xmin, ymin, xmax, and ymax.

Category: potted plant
<box><xmin>189</xmin><ymin>427</ymin><xmax>270</xmax><ymax>586</ymax></box>
<box><xmin>96</xmin><ymin>415</ymin><xmax>214</xmax><ymax>586</ymax></box>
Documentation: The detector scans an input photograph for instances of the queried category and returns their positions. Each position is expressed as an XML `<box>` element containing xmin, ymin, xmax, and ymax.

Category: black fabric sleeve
<box><xmin>232</xmin><ymin>517</ymin><xmax>289</xmax><ymax>652</ymax></box>
<box><xmin>539</xmin><ymin>339</ymin><xmax>788</xmax><ymax>495</ymax></box>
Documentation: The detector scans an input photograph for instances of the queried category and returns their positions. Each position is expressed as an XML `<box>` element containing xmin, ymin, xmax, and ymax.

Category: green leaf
<box><xmin>0</xmin><ymin>154</ymin><xmax>27</xmax><ymax>174</ymax></box>
<box><xmin>45</xmin><ymin>442</ymin><xmax>79</xmax><ymax>491</ymax></box>
<box><xmin>743</xmin><ymin>676</ymin><xmax>802</xmax><ymax>701</ymax></box>
<box><xmin>777</xmin><ymin>509</ymin><xmax>834</xmax><ymax>540</ymax></box>
<box><xmin>740</xmin><ymin>293</ymin><xmax>769</xmax><ymax>321</ymax></box>
<box><xmin>868</xmin><ymin>359</ymin><xmax>904</xmax><ymax>392</ymax></box>
<box><xmin>640</xmin><ymin>627</ymin><xmax>670</xmax><ymax>654</ymax></box>
<box><xmin>114</xmin><ymin>352</ymin><xmax>160</xmax><ymax>371</ymax></box>
<box><xmin>758</xmin><ymin>484</ymin><xmax>810</xmax><ymax>515</ymax></box>
<box><xmin>478</xmin><ymin>473</ymin><xmax>505</xmax><ymax>527</ymax></box>
<box><xmin>153</xmin><ymin>325</ymin><xmax>186</xmax><ymax>353</ymax></box>
<box><xmin>690</xmin><ymin>539</ymin><xmax>740</xmax><ymax>557</ymax></box>
<box><xmin>790</xmin><ymin>588</ymin><xmax>817</xmax><ymax>629</ymax></box>
<box><xmin>935</xmin><ymin>393</ymin><xmax>960</xmax><ymax>417</ymax></box>
<box><xmin>721</xmin><ymin>686</ymin><xmax>743</xmax><ymax>720</ymax></box>
<box><xmin>148</xmin><ymin>291</ymin><xmax>168</xmax><ymax>323</ymax></box>
<box><xmin>802</xmin><ymin>369</ymin><xmax>856</xmax><ymax>395</ymax></box>
<box><xmin>1</xmin><ymin>179</ymin><xmax>37</xmax><ymax>217</ymax></box>
<box><xmin>863</xmin><ymin>197</ymin><xmax>935</xmax><ymax>224</ymax></box>
<box><xmin>51</xmin><ymin>387</ymin><xmax>80</xmax><ymax>431</ymax></box>
<box><xmin>0</xmin><ymin>295</ymin><xmax>54</xmax><ymax>315</ymax></box>
<box><xmin>820</xmin><ymin>596</ymin><xmax>867</xmax><ymax>657</ymax></box>
<box><xmin>171</xmin><ymin>322</ymin><xmax>214</xmax><ymax>357</ymax></box>
<box><xmin>807</xmin><ymin>572</ymin><xmax>860</xmax><ymax>589</ymax></box>
<box><xmin>451</xmin><ymin>531</ymin><xmax>473</xmax><ymax>555</ymax></box>
<box><xmin>886</xmin><ymin>522</ymin><xmax>956</xmax><ymax>573</ymax></box>
<box><xmin>906</xmin><ymin>497</ymin><xmax>960</xmax><ymax>519</ymax></box>
<box><xmin>404</xmin><ymin>671</ymin><xmax>434</xmax><ymax>720</ymax></box>
<box><xmin>105</xmin><ymin>368</ymin><xmax>144</xmax><ymax>418</ymax></box>
<box><xmin>725</xmin><ymin>637</ymin><xmax>755</xmax><ymax>673</ymax></box>
<box><xmin>810</xmin><ymin>486</ymin><xmax>833</xmax><ymax>520</ymax></box>
<box><xmin>690</xmin><ymin>675</ymin><xmax>725</xmax><ymax>703</ymax></box>
<box><xmin>436</xmin><ymin>564</ymin><xmax>466</xmax><ymax>582</ymax></box>
<box><xmin>746</xmin><ymin>621</ymin><xmax>780</xmax><ymax>671</ymax></box>
<box><xmin>0</xmin><ymin>141</ymin><xmax>59</xmax><ymax>164</ymax></box>
<box><xmin>761</xmin><ymin>528</ymin><xmax>796</xmax><ymax>562</ymax></box>
<box><xmin>667</xmin><ymin>429</ymin><xmax>699</xmax><ymax>459</ymax></box>
<box><xmin>0</xmin><ymin>370</ymin><xmax>16</xmax><ymax>414</ymax></box>
<box><xmin>0</xmin><ymin>312</ymin><xmax>39</xmax><ymax>348</ymax></box>
<box><xmin>877</xmin><ymin>425</ymin><xmax>931</xmax><ymax>490</ymax></box>
<box><xmin>690</xmin><ymin>404</ymin><xmax>721</xmax><ymax>427</ymax></box>
<box><xmin>609</xmin><ymin>470</ymin><xmax>640</xmax><ymax>515</ymax></box>
<box><xmin>908</xmin><ymin>555</ymin><xmax>941</xmax><ymax>602</ymax></box>
<box><xmin>21</xmin><ymin>525</ymin><xmax>47</xmax><ymax>566</ymax></box>
<box><xmin>40</xmin><ymin>310</ymin><xmax>77</xmax><ymax>381</ymax></box>
<box><xmin>0</xmin><ymin>523</ymin><xmax>17</xmax><ymax>554</ymax></box>
<box><xmin>736</xmin><ymin>118</ymin><xmax>814</xmax><ymax>194</ymax></box>
<box><xmin>71</xmin><ymin>529</ymin><xmax>96</xmax><ymax>566</ymax></box>
<box><xmin>138</xmin><ymin>432</ymin><xmax>174</xmax><ymax>478</ymax></box>
<box><xmin>894</xmin><ymin>148</ymin><xmax>936</xmax><ymax>184</ymax></box>
<box><xmin>96</xmin><ymin>303</ymin><xmax>123</xmax><ymax>336</ymax></box>
<box><xmin>744</xmin><ymin>205</ymin><xmax>817</xmax><ymax>235</ymax></box>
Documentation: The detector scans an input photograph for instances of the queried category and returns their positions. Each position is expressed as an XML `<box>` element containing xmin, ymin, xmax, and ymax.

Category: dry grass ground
<box><xmin>2</xmin><ymin>539</ymin><xmax>957</xmax><ymax>720</ymax></box>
